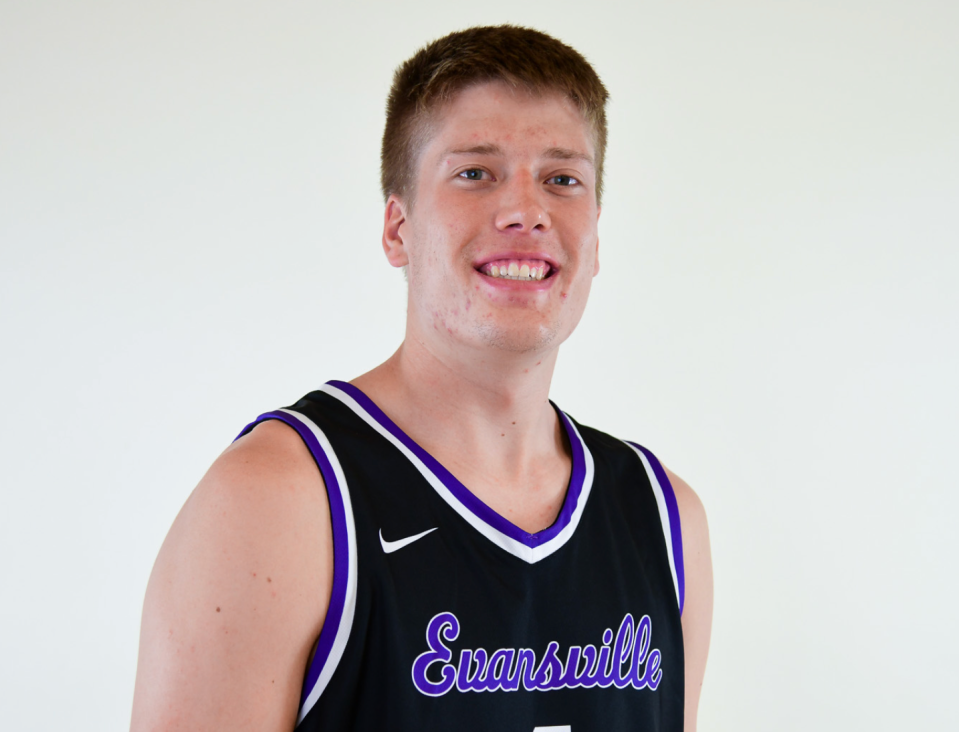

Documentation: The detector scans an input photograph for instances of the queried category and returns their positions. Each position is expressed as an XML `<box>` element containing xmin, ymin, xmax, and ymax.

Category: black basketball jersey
<box><xmin>237</xmin><ymin>380</ymin><xmax>686</xmax><ymax>731</ymax></box>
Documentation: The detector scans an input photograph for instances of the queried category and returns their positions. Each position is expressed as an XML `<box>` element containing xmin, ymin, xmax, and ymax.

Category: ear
<box><xmin>593</xmin><ymin>205</ymin><xmax>601</xmax><ymax>276</ymax></box>
<box><xmin>382</xmin><ymin>194</ymin><xmax>410</xmax><ymax>268</ymax></box>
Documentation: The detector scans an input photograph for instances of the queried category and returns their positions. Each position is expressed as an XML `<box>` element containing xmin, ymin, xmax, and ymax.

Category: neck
<box><xmin>352</xmin><ymin>330</ymin><xmax>564</xmax><ymax>484</ymax></box>
<box><xmin>352</xmin><ymin>327</ymin><xmax>574</xmax><ymax>532</ymax></box>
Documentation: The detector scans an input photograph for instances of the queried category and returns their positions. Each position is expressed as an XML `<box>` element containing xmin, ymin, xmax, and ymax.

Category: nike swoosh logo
<box><xmin>379</xmin><ymin>527</ymin><xmax>438</xmax><ymax>554</ymax></box>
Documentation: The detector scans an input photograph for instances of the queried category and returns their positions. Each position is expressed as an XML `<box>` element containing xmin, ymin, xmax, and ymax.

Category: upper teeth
<box><xmin>485</xmin><ymin>260</ymin><xmax>549</xmax><ymax>281</ymax></box>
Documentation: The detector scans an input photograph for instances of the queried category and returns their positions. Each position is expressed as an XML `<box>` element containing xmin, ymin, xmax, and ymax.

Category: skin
<box><xmin>131</xmin><ymin>81</ymin><xmax>713</xmax><ymax>731</ymax></box>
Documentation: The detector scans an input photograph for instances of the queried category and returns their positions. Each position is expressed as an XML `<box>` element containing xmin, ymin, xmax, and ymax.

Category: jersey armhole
<box><xmin>624</xmin><ymin>441</ymin><xmax>686</xmax><ymax>615</ymax></box>
<box><xmin>236</xmin><ymin>409</ymin><xmax>358</xmax><ymax>726</ymax></box>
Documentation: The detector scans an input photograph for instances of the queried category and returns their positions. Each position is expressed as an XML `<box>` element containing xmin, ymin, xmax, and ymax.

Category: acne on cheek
<box><xmin>428</xmin><ymin>308</ymin><xmax>459</xmax><ymax>337</ymax></box>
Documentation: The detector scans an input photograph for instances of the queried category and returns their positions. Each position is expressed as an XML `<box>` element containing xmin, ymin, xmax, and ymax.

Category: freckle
<box><xmin>252</xmin><ymin>572</ymin><xmax>256</xmax><ymax>577</ymax></box>
<box><xmin>512</xmin><ymin>421</ymin><xmax>516</xmax><ymax>425</ymax></box>
<box><xmin>501</xmin><ymin>433</ymin><xmax>505</xmax><ymax>437</ymax></box>
<box><xmin>267</xmin><ymin>577</ymin><xmax>272</xmax><ymax>583</ymax></box>
<box><xmin>216</xmin><ymin>607</ymin><xmax>221</xmax><ymax>612</ymax></box>
<box><xmin>536</xmin><ymin>361</ymin><xmax>542</xmax><ymax>365</ymax></box>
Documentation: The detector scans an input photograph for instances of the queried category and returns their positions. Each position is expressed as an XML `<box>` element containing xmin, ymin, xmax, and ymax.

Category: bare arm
<box><xmin>130</xmin><ymin>420</ymin><xmax>334</xmax><ymax>731</ymax></box>
<box><xmin>665</xmin><ymin>467</ymin><xmax>714</xmax><ymax>732</ymax></box>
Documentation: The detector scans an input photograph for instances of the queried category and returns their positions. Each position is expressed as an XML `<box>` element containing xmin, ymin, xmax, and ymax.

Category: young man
<box><xmin>131</xmin><ymin>25</ymin><xmax>712</xmax><ymax>732</ymax></box>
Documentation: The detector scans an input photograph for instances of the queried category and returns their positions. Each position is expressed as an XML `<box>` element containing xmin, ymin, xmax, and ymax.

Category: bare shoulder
<box><xmin>131</xmin><ymin>419</ymin><xmax>333</xmax><ymax>732</ymax></box>
<box><xmin>662</xmin><ymin>466</ymin><xmax>708</xmax><ymax>541</ymax></box>
<box><xmin>662</xmin><ymin>466</ymin><xmax>713</xmax><ymax>732</ymax></box>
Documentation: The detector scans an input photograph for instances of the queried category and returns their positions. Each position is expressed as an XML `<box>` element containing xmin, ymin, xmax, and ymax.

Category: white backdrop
<box><xmin>2</xmin><ymin>1</ymin><xmax>957</xmax><ymax>729</ymax></box>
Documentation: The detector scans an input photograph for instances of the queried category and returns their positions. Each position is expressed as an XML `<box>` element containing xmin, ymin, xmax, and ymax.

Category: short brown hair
<box><xmin>381</xmin><ymin>25</ymin><xmax>609</xmax><ymax>205</ymax></box>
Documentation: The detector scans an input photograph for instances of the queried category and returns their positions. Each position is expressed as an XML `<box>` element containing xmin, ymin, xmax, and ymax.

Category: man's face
<box><xmin>383</xmin><ymin>81</ymin><xmax>600</xmax><ymax>357</ymax></box>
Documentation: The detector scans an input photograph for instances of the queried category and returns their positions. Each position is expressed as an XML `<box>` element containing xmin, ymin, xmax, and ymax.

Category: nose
<box><xmin>494</xmin><ymin>173</ymin><xmax>551</xmax><ymax>233</ymax></box>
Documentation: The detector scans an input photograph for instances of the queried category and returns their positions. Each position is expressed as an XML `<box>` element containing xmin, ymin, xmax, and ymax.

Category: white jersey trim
<box><xmin>275</xmin><ymin>409</ymin><xmax>359</xmax><ymax>726</ymax></box>
<box><xmin>625</xmin><ymin>442</ymin><xmax>681</xmax><ymax>610</ymax></box>
<box><xmin>320</xmin><ymin>383</ymin><xmax>595</xmax><ymax>564</ymax></box>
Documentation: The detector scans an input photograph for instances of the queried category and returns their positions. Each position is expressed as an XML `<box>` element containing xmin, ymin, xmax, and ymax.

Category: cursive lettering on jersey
<box><xmin>411</xmin><ymin>612</ymin><xmax>663</xmax><ymax>697</ymax></box>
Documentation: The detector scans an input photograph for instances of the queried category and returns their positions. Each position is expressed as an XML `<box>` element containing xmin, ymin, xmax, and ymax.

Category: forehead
<box><xmin>422</xmin><ymin>81</ymin><xmax>595</xmax><ymax>158</ymax></box>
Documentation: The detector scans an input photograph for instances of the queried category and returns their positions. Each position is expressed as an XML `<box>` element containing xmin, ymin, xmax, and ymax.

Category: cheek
<box><xmin>568</xmin><ymin>254</ymin><xmax>597</xmax><ymax>310</ymax></box>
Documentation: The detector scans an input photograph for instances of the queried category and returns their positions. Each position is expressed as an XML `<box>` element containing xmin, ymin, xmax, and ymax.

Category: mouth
<box><xmin>474</xmin><ymin>258</ymin><xmax>556</xmax><ymax>282</ymax></box>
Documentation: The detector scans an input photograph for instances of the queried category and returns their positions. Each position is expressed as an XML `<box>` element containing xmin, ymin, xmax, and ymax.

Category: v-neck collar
<box><xmin>320</xmin><ymin>380</ymin><xmax>595</xmax><ymax>564</ymax></box>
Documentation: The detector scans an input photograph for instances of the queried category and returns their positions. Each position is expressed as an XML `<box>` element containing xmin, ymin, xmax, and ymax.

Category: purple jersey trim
<box><xmin>327</xmin><ymin>380</ymin><xmax>587</xmax><ymax>549</ymax></box>
<box><xmin>626</xmin><ymin>442</ymin><xmax>685</xmax><ymax>615</ymax></box>
<box><xmin>235</xmin><ymin>411</ymin><xmax>351</xmax><ymax>711</ymax></box>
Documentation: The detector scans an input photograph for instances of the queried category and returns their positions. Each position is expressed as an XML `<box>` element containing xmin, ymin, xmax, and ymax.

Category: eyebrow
<box><xmin>542</xmin><ymin>146</ymin><xmax>595</xmax><ymax>168</ymax></box>
<box><xmin>442</xmin><ymin>144</ymin><xmax>595</xmax><ymax>168</ymax></box>
<box><xmin>443</xmin><ymin>143</ymin><xmax>504</xmax><ymax>157</ymax></box>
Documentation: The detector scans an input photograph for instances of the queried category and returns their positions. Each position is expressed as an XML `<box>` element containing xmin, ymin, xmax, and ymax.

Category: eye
<box><xmin>547</xmin><ymin>174</ymin><xmax>579</xmax><ymax>186</ymax></box>
<box><xmin>458</xmin><ymin>168</ymin><xmax>489</xmax><ymax>181</ymax></box>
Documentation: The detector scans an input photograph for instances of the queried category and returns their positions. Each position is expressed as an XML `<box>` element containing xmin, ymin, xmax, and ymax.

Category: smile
<box><xmin>477</xmin><ymin>259</ymin><xmax>553</xmax><ymax>282</ymax></box>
